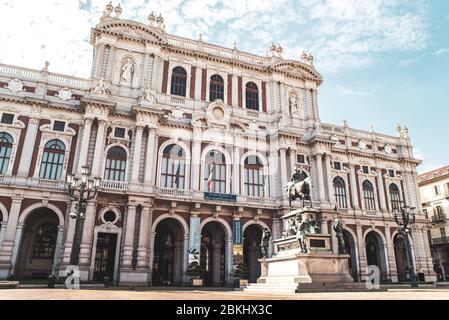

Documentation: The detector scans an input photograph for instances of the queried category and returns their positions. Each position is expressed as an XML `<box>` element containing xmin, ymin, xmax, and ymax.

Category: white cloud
<box><xmin>435</xmin><ymin>48</ymin><xmax>449</xmax><ymax>55</ymax></box>
<box><xmin>335</xmin><ymin>85</ymin><xmax>375</xmax><ymax>96</ymax></box>
<box><xmin>0</xmin><ymin>0</ymin><xmax>430</xmax><ymax>77</ymax></box>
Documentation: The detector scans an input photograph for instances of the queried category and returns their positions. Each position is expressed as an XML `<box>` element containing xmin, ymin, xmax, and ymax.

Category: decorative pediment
<box><xmin>271</xmin><ymin>60</ymin><xmax>323</xmax><ymax>83</ymax></box>
<box><xmin>94</xmin><ymin>20</ymin><xmax>168</xmax><ymax>45</ymax></box>
<box><xmin>205</xmin><ymin>100</ymin><xmax>231</xmax><ymax>130</ymax></box>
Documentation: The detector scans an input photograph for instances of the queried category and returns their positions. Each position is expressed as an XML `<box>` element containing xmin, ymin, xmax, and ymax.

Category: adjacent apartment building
<box><xmin>419</xmin><ymin>165</ymin><xmax>449</xmax><ymax>281</ymax></box>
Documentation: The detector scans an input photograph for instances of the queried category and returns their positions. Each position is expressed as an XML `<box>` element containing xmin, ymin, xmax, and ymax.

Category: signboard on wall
<box><xmin>232</xmin><ymin>219</ymin><xmax>243</xmax><ymax>265</ymax></box>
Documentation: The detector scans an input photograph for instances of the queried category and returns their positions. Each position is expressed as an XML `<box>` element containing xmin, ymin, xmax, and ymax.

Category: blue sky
<box><xmin>0</xmin><ymin>0</ymin><xmax>448</xmax><ymax>172</ymax></box>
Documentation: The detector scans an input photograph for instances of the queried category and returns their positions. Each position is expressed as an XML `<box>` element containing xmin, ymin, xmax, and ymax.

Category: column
<box><xmin>356</xmin><ymin>224</ymin><xmax>367</xmax><ymax>281</ymax></box>
<box><xmin>226</xmin><ymin>237</ymin><xmax>233</xmax><ymax>286</ymax></box>
<box><xmin>268</xmin><ymin>151</ymin><xmax>278</xmax><ymax>197</ymax></box>
<box><xmin>17</xmin><ymin>118</ymin><xmax>39</xmax><ymax>177</ymax></box>
<box><xmin>91</xmin><ymin>120</ymin><xmax>106</xmax><ymax>177</ymax></box>
<box><xmin>315</xmin><ymin>154</ymin><xmax>326</xmax><ymax>203</ymax></box>
<box><xmin>418</xmin><ymin>228</ymin><xmax>436</xmax><ymax>280</ymax></box>
<box><xmin>232</xmin><ymin>73</ymin><xmax>238</xmax><ymax>107</ymax></box>
<box><xmin>279</xmin><ymin>148</ymin><xmax>288</xmax><ymax>191</ymax></box>
<box><xmin>191</xmin><ymin>126</ymin><xmax>202</xmax><ymax>191</ymax></box>
<box><xmin>377</xmin><ymin>169</ymin><xmax>387</xmax><ymax>212</ymax></box>
<box><xmin>320</xmin><ymin>219</ymin><xmax>329</xmax><ymax>235</ymax></box>
<box><xmin>213</xmin><ymin>243</ymin><xmax>221</xmax><ymax>285</ymax></box>
<box><xmin>384</xmin><ymin>226</ymin><xmax>398</xmax><ymax>282</ymax></box>
<box><xmin>349</xmin><ymin>165</ymin><xmax>360</xmax><ymax>210</ymax></box>
<box><xmin>330</xmin><ymin>224</ymin><xmax>338</xmax><ymax>254</ymax></box>
<box><xmin>325</xmin><ymin>154</ymin><xmax>335</xmax><ymax>205</ymax></box>
<box><xmin>232</xmin><ymin>146</ymin><xmax>240</xmax><ymax>195</ymax></box>
<box><xmin>60</xmin><ymin>202</ymin><xmax>77</xmax><ymax>268</ymax></box>
<box><xmin>78</xmin><ymin>201</ymin><xmax>97</xmax><ymax>269</ymax></box>
<box><xmin>144</xmin><ymin>128</ymin><xmax>157</xmax><ymax>186</ymax></box>
<box><xmin>0</xmin><ymin>197</ymin><xmax>23</xmax><ymax>275</ymax></box>
<box><xmin>131</xmin><ymin>126</ymin><xmax>144</xmax><ymax>184</ymax></box>
<box><xmin>137</xmin><ymin>206</ymin><xmax>152</xmax><ymax>269</ymax></box>
<box><xmin>75</xmin><ymin>118</ymin><xmax>93</xmax><ymax>175</ymax></box>
<box><xmin>122</xmin><ymin>204</ymin><xmax>136</xmax><ymax>267</ymax></box>
<box><xmin>288</xmin><ymin>149</ymin><xmax>296</xmax><ymax>180</ymax></box>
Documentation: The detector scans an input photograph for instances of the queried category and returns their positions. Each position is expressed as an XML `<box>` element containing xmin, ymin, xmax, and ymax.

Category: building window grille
<box><xmin>161</xmin><ymin>144</ymin><xmax>186</xmax><ymax>189</ymax></box>
<box><xmin>333</xmin><ymin>177</ymin><xmax>348</xmax><ymax>209</ymax></box>
<box><xmin>389</xmin><ymin>183</ymin><xmax>402</xmax><ymax>212</ymax></box>
<box><xmin>244</xmin><ymin>156</ymin><xmax>265</xmax><ymax>197</ymax></box>
<box><xmin>209</xmin><ymin>74</ymin><xmax>224</xmax><ymax>102</ymax></box>
<box><xmin>362</xmin><ymin>180</ymin><xmax>376</xmax><ymax>211</ymax></box>
<box><xmin>33</xmin><ymin>223</ymin><xmax>57</xmax><ymax>259</ymax></box>
<box><xmin>0</xmin><ymin>132</ymin><xmax>13</xmax><ymax>175</ymax></box>
<box><xmin>104</xmin><ymin>146</ymin><xmax>127</xmax><ymax>182</ymax></box>
<box><xmin>245</xmin><ymin>82</ymin><xmax>259</xmax><ymax>110</ymax></box>
<box><xmin>39</xmin><ymin>140</ymin><xmax>65</xmax><ymax>180</ymax></box>
<box><xmin>170</xmin><ymin>67</ymin><xmax>187</xmax><ymax>97</ymax></box>
<box><xmin>204</xmin><ymin>150</ymin><xmax>226</xmax><ymax>193</ymax></box>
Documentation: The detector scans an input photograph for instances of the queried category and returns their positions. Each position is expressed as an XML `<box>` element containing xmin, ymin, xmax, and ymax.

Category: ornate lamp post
<box><xmin>66</xmin><ymin>166</ymin><xmax>101</xmax><ymax>266</ymax></box>
<box><xmin>393</xmin><ymin>203</ymin><xmax>418</xmax><ymax>288</ymax></box>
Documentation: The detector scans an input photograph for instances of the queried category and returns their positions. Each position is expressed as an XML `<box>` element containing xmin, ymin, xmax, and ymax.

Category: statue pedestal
<box><xmin>245</xmin><ymin>207</ymin><xmax>364</xmax><ymax>293</ymax></box>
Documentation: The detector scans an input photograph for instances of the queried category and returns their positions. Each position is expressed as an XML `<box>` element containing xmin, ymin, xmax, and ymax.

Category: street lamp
<box><xmin>393</xmin><ymin>202</ymin><xmax>418</xmax><ymax>288</ymax></box>
<box><xmin>66</xmin><ymin>166</ymin><xmax>101</xmax><ymax>266</ymax></box>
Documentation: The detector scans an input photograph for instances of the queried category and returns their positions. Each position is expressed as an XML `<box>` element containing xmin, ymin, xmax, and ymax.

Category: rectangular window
<box><xmin>389</xmin><ymin>170</ymin><xmax>395</xmax><ymax>177</ymax></box>
<box><xmin>297</xmin><ymin>154</ymin><xmax>305</xmax><ymax>164</ymax></box>
<box><xmin>362</xmin><ymin>166</ymin><xmax>369</xmax><ymax>174</ymax></box>
<box><xmin>1</xmin><ymin>113</ymin><xmax>14</xmax><ymax>124</ymax></box>
<box><xmin>53</xmin><ymin>121</ymin><xmax>66</xmax><ymax>132</ymax></box>
<box><xmin>334</xmin><ymin>162</ymin><xmax>341</xmax><ymax>171</ymax></box>
<box><xmin>436</xmin><ymin>206</ymin><xmax>444</xmax><ymax>216</ymax></box>
<box><xmin>435</xmin><ymin>185</ymin><xmax>441</xmax><ymax>196</ymax></box>
<box><xmin>423</xmin><ymin>209</ymin><xmax>428</xmax><ymax>219</ymax></box>
<box><xmin>114</xmin><ymin>127</ymin><xmax>126</xmax><ymax>139</ymax></box>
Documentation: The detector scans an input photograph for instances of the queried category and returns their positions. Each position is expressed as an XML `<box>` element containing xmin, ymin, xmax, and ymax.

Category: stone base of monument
<box><xmin>243</xmin><ymin>236</ymin><xmax>369</xmax><ymax>293</ymax></box>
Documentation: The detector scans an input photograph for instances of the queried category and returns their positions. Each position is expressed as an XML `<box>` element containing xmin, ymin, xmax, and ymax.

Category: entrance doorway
<box><xmin>243</xmin><ymin>224</ymin><xmax>262</xmax><ymax>283</ymax></box>
<box><xmin>15</xmin><ymin>208</ymin><xmax>59</xmax><ymax>280</ymax></box>
<box><xmin>93</xmin><ymin>233</ymin><xmax>118</xmax><ymax>282</ymax></box>
<box><xmin>343</xmin><ymin>230</ymin><xmax>358</xmax><ymax>281</ymax></box>
<box><xmin>201</xmin><ymin>221</ymin><xmax>226</xmax><ymax>286</ymax></box>
<box><xmin>365</xmin><ymin>231</ymin><xmax>388</xmax><ymax>281</ymax></box>
<box><xmin>394</xmin><ymin>234</ymin><xmax>408</xmax><ymax>282</ymax></box>
<box><xmin>152</xmin><ymin>218</ymin><xmax>184</xmax><ymax>286</ymax></box>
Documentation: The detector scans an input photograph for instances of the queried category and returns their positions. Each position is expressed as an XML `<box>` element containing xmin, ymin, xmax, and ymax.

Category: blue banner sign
<box><xmin>233</xmin><ymin>219</ymin><xmax>243</xmax><ymax>245</ymax></box>
<box><xmin>204</xmin><ymin>192</ymin><xmax>237</xmax><ymax>202</ymax></box>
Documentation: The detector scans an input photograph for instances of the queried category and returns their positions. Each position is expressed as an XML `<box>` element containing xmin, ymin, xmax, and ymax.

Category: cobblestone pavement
<box><xmin>1</xmin><ymin>288</ymin><xmax>449</xmax><ymax>300</ymax></box>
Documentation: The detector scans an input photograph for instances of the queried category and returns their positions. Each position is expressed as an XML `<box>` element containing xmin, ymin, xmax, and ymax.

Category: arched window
<box><xmin>0</xmin><ymin>132</ymin><xmax>13</xmax><ymax>175</ymax></box>
<box><xmin>333</xmin><ymin>177</ymin><xmax>348</xmax><ymax>209</ymax></box>
<box><xmin>244</xmin><ymin>156</ymin><xmax>265</xmax><ymax>197</ymax></box>
<box><xmin>33</xmin><ymin>223</ymin><xmax>57</xmax><ymax>259</ymax></box>
<box><xmin>39</xmin><ymin>140</ymin><xmax>65</xmax><ymax>180</ymax></box>
<box><xmin>170</xmin><ymin>67</ymin><xmax>187</xmax><ymax>97</ymax></box>
<box><xmin>245</xmin><ymin>82</ymin><xmax>259</xmax><ymax>110</ymax></box>
<box><xmin>161</xmin><ymin>144</ymin><xmax>186</xmax><ymax>189</ymax></box>
<box><xmin>209</xmin><ymin>74</ymin><xmax>224</xmax><ymax>102</ymax></box>
<box><xmin>204</xmin><ymin>150</ymin><xmax>226</xmax><ymax>193</ymax></box>
<box><xmin>389</xmin><ymin>183</ymin><xmax>402</xmax><ymax>212</ymax></box>
<box><xmin>104</xmin><ymin>146</ymin><xmax>127</xmax><ymax>181</ymax></box>
<box><xmin>362</xmin><ymin>180</ymin><xmax>376</xmax><ymax>211</ymax></box>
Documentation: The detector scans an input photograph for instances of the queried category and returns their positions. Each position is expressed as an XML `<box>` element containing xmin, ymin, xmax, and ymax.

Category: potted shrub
<box><xmin>186</xmin><ymin>261</ymin><xmax>204</xmax><ymax>287</ymax></box>
<box><xmin>233</xmin><ymin>262</ymin><xmax>250</xmax><ymax>288</ymax></box>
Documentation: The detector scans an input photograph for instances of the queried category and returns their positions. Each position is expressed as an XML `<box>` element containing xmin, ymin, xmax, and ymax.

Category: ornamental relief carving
<box><xmin>205</xmin><ymin>99</ymin><xmax>231</xmax><ymax>130</ymax></box>
<box><xmin>7</xmin><ymin>79</ymin><xmax>23</xmax><ymax>93</ymax></box>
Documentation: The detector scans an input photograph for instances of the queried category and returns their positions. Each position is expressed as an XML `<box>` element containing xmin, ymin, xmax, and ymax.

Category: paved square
<box><xmin>1</xmin><ymin>288</ymin><xmax>449</xmax><ymax>300</ymax></box>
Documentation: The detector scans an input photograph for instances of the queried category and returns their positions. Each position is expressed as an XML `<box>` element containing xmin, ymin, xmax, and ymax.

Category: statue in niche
<box><xmin>120</xmin><ymin>58</ymin><xmax>135</xmax><ymax>85</ymax></box>
<box><xmin>289</xmin><ymin>95</ymin><xmax>299</xmax><ymax>117</ymax></box>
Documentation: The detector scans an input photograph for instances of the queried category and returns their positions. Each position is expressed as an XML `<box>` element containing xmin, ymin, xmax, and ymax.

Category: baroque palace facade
<box><xmin>0</xmin><ymin>4</ymin><xmax>435</xmax><ymax>286</ymax></box>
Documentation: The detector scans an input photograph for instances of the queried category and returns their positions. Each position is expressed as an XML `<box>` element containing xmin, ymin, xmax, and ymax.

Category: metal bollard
<box><xmin>48</xmin><ymin>274</ymin><xmax>56</xmax><ymax>288</ymax></box>
<box><xmin>104</xmin><ymin>276</ymin><xmax>111</xmax><ymax>288</ymax></box>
